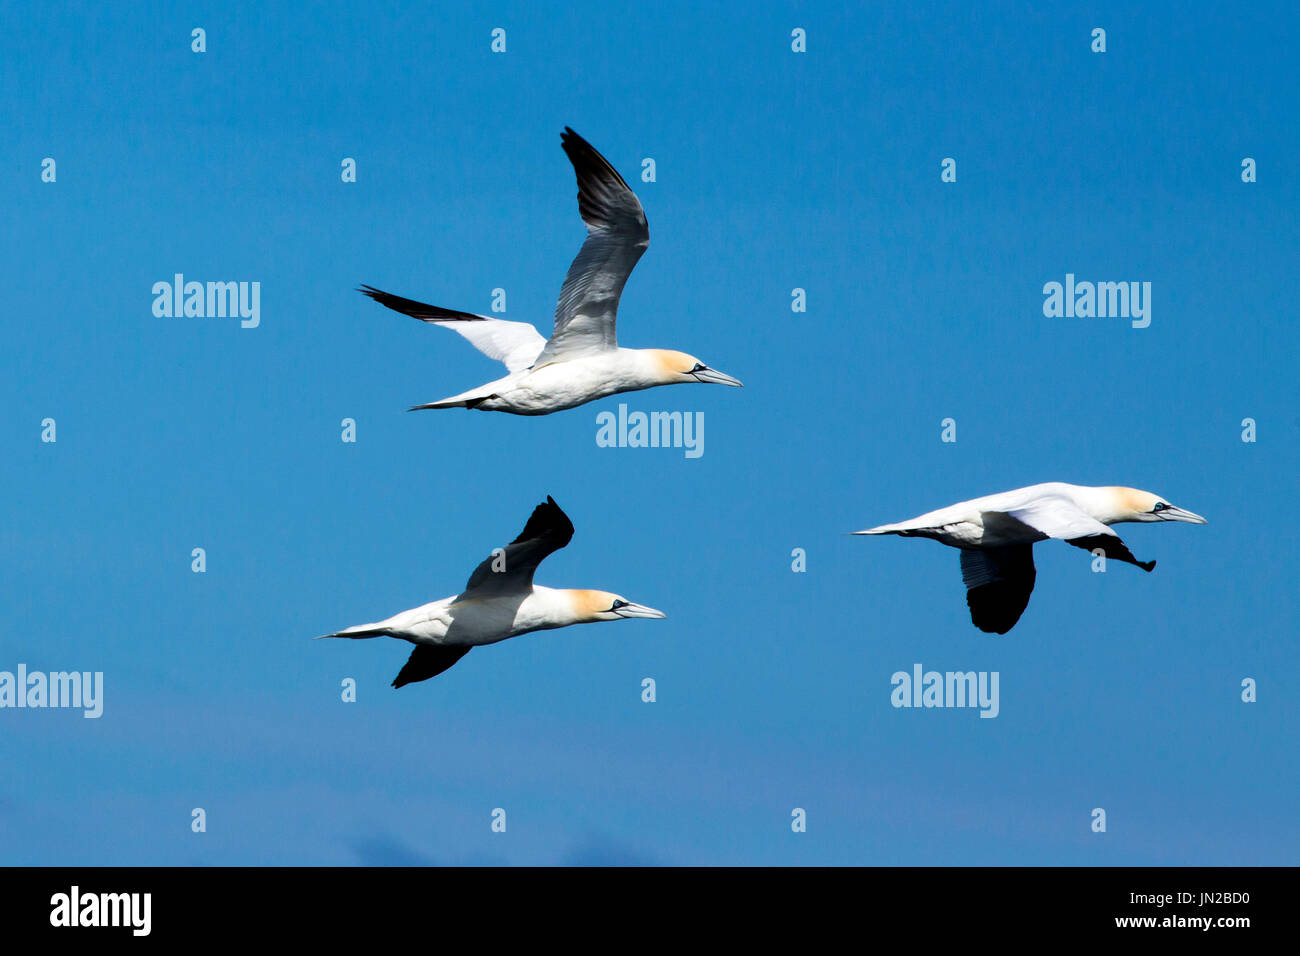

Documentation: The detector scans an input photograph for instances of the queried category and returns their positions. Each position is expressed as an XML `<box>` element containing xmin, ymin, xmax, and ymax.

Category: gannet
<box><xmin>358</xmin><ymin>128</ymin><xmax>742</xmax><ymax>415</ymax></box>
<box><xmin>852</xmin><ymin>483</ymin><xmax>1207</xmax><ymax>634</ymax></box>
<box><xmin>316</xmin><ymin>496</ymin><xmax>665</xmax><ymax>686</ymax></box>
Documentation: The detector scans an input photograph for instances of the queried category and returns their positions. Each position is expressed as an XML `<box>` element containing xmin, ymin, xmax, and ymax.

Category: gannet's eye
<box><xmin>610</xmin><ymin>600</ymin><xmax>628</xmax><ymax>610</ymax></box>
<box><xmin>1153</xmin><ymin>502</ymin><xmax>1169</xmax><ymax>512</ymax></box>
<box><xmin>689</xmin><ymin>363</ymin><xmax>706</xmax><ymax>373</ymax></box>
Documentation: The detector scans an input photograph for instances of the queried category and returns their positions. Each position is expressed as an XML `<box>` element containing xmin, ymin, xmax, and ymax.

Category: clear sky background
<box><xmin>2</xmin><ymin>1</ymin><xmax>1296</xmax><ymax>865</ymax></box>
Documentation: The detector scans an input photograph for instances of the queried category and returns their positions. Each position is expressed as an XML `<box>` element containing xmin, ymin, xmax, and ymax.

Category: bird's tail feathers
<box><xmin>314</xmin><ymin>625</ymin><xmax>390</xmax><ymax>640</ymax></box>
<box><xmin>408</xmin><ymin>397</ymin><xmax>482</xmax><ymax>412</ymax></box>
<box><xmin>408</xmin><ymin>385</ymin><xmax>496</xmax><ymax>412</ymax></box>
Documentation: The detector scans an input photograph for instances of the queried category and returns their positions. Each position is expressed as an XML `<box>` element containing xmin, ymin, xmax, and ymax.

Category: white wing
<box><xmin>535</xmin><ymin>128</ymin><xmax>649</xmax><ymax>365</ymax></box>
<box><xmin>359</xmin><ymin>285</ymin><xmax>546</xmax><ymax>373</ymax></box>
<box><xmin>1005</xmin><ymin>497</ymin><xmax>1155</xmax><ymax>570</ymax></box>
<box><xmin>439</xmin><ymin>317</ymin><xmax>547</xmax><ymax>373</ymax></box>
<box><xmin>1005</xmin><ymin>498</ymin><xmax>1117</xmax><ymax>541</ymax></box>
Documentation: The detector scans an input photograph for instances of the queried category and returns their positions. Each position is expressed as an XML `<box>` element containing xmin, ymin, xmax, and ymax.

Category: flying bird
<box><xmin>317</xmin><ymin>496</ymin><xmax>665</xmax><ymax>686</ymax></box>
<box><xmin>852</xmin><ymin>483</ymin><xmax>1206</xmax><ymax>634</ymax></box>
<box><xmin>358</xmin><ymin>127</ymin><xmax>742</xmax><ymax>415</ymax></box>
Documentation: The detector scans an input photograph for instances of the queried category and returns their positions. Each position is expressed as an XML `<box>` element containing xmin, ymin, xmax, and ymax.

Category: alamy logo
<box><xmin>1042</xmin><ymin>273</ymin><xmax>1151</xmax><ymax>328</ymax></box>
<box><xmin>891</xmin><ymin>663</ymin><xmax>999</xmax><ymax>718</ymax></box>
<box><xmin>596</xmin><ymin>403</ymin><xmax>704</xmax><ymax>459</ymax></box>
<box><xmin>152</xmin><ymin>274</ymin><xmax>261</xmax><ymax>328</ymax></box>
<box><xmin>0</xmin><ymin>664</ymin><xmax>103</xmax><ymax>718</ymax></box>
<box><xmin>50</xmin><ymin>886</ymin><xmax>151</xmax><ymax>936</ymax></box>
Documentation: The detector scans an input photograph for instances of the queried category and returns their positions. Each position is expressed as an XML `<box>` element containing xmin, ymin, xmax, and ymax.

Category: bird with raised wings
<box><xmin>853</xmin><ymin>483</ymin><xmax>1207</xmax><ymax>634</ymax></box>
<box><xmin>358</xmin><ymin>127</ymin><xmax>742</xmax><ymax>415</ymax></box>
<box><xmin>317</xmin><ymin>497</ymin><xmax>665</xmax><ymax>686</ymax></box>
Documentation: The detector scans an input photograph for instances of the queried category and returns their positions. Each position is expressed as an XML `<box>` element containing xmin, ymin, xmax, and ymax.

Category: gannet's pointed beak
<box><xmin>1159</xmin><ymin>506</ymin><xmax>1208</xmax><ymax>524</ymax></box>
<box><xmin>614</xmin><ymin>602</ymin><xmax>667</xmax><ymax>620</ymax></box>
<box><xmin>692</xmin><ymin>366</ymin><xmax>744</xmax><ymax>387</ymax></box>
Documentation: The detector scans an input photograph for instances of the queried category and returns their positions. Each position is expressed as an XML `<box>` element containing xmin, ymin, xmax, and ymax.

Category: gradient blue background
<box><xmin>2</xmin><ymin>1</ymin><xmax>1296</xmax><ymax>865</ymax></box>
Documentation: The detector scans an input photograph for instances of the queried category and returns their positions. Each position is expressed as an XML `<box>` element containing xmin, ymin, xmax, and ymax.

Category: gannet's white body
<box><xmin>331</xmin><ymin>586</ymin><xmax>611</xmax><ymax>649</ymax></box>
<box><xmin>853</xmin><ymin>483</ymin><xmax>1207</xmax><ymax>634</ymax></box>
<box><xmin>317</xmin><ymin>497</ymin><xmax>665</xmax><ymax>686</ymax></box>
<box><xmin>359</xmin><ymin>128</ymin><xmax>742</xmax><ymax>416</ymax></box>
<box><xmin>425</xmin><ymin>347</ymin><xmax>723</xmax><ymax>416</ymax></box>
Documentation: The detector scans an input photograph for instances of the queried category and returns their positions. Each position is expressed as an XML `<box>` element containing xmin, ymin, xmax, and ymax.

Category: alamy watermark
<box><xmin>50</xmin><ymin>886</ymin><xmax>150</xmax><ymax>936</ymax></box>
<box><xmin>596</xmin><ymin>404</ymin><xmax>704</xmax><ymax>459</ymax></box>
<box><xmin>152</xmin><ymin>274</ymin><xmax>260</xmax><ymax>328</ymax></box>
<box><xmin>0</xmin><ymin>664</ymin><xmax>103</xmax><ymax>718</ymax></box>
<box><xmin>1042</xmin><ymin>273</ymin><xmax>1151</xmax><ymax>328</ymax></box>
<box><xmin>891</xmin><ymin>663</ymin><xmax>999</xmax><ymax>718</ymax></box>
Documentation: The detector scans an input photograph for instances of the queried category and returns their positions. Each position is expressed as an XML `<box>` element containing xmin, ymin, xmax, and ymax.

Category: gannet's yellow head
<box><xmin>1110</xmin><ymin>487</ymin><xmax>1208</xmax><ymax>525</ymax></box>
<box><xmin>571</xmin><ymin>589</ymin><xmax>668</xmax><ymax>623</ymax></box>
<box><xmin>649</xmin><ymin>349</ymin><xmax>744</xmax><ymax>387</ymax></box>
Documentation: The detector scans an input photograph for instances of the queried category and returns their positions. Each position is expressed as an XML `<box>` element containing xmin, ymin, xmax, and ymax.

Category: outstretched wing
<box><xmin>1004</xmin><ymin>498</ymin><xmax>1155</xmax><ymax>571</ymax></box>
<box><xmin>1065</xmin><ymin>535</ymin><xmax>1156</xmax><ymax>571</ymax></box>
<box><xmin>359</xmin><ymin>285</ymin><xmax>546</xmax><ymax>373</ymax></box>
<box><xmin>960</xmin><ymin>545</ymin><xmax>1037</xmax><ymax>634</ymax></box>
<box><xmin>1004</xmin><ymin>498</ymin><xmax>1114</xmax><ymax>540</ymax></box>
<box><xmin>392</xmin><ymin>645</ymin><xmax>471</xmax><ymax>688</ymax></box>
<box><xmin>535</xmin><ymin>128</ymin><xmax>649</xmax><ymax>364</ymax></box>
<box><xmin>463</xmin><ymin>496</ymin><xmax>576</xmax><ymax>594</ymax></box>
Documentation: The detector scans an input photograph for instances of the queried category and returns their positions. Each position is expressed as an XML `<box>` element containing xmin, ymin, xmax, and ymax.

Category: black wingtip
<box><xmin>357</xmin><ymin>285</ymin><xmax>487</xmax><ymax>325</ymax></box>
<box><xmin>358</xmin><ymin>283</ymin><xmax>394</xmax><ymax>306</ymax></box>
<box><xmin>966</xmin><ymin>580</ymin><xmax>1033</xmax><ymax>635</ymax></box>
<box><xmin>560</xmin><ymin>126</ymin><xmax>590</xmax><ymax>151</ymax></box>
<box><xmin>391</xmin><ymin>645</ymin><xmax>472</xmax><ymax>687</ymax></box>
<box><xmin>1140</xmin><ymin>559</ymin><xmax>1157</xmax><ymax>572</ymax></box>
<box><xmin>559</xmin><ymin>127</ymin><xmax>633</xmax><ymax>192</ymax></box>
<box><xmin>511</xmin><ymin>495</ymin><xmax>575</xmax><ymax>548</ymax></box>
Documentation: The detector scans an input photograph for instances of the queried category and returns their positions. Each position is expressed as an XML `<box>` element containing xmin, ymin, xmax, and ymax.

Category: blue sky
<box><xmin>1</xmin><ymin>0</ymin><xmax>1296</xmax><ymax>865</ymax></box>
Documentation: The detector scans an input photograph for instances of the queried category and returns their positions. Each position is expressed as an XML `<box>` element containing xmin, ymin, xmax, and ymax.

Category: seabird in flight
<box><xmin>852</xmin><ymin>483</ymin><xmax>1207</xmax><ymax>634</ymax></box>
<box><xmin>358</xmin><ymin>127</ymin><xmax>742</xmax><ymax>415</ymax></box>
<box><xmin>317</xmin><ymin>496</ymin><xmax>665</xmax><ymax>686</ymax></box>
